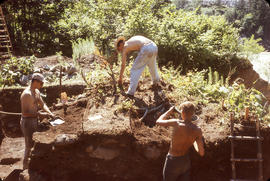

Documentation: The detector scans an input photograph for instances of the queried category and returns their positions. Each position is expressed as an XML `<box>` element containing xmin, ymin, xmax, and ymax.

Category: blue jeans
<box><xmin>163</xmin><ymin>154</ymin><xmax>191</xmax><ymax>181</ymax></box>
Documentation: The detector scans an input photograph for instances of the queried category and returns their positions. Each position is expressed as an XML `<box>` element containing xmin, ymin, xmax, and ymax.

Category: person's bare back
<box><xmin>157</xmin><ymin>102</ymin><xmax>204</xmax><ymax>181</ymax></box>
<box><xmin>116</xmin><ymin>35</ymin><xmax>160</xmax><ymax>96</ymax></box>
<box><xmin>123</xmin><ymin>35</ymin><xmax>153</xmax><ymax>53</ymax></box>
<box><xmin>169</xmin><ymin>121</ymin><xmax>203</xmax><ymax>156</ymax></box>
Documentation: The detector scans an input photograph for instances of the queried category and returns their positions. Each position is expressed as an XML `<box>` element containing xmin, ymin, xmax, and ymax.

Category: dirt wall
<box><xmin>28</xmin><ymin>130</ymin><xmax>270</xmax><ymax>181</ymax></box>
<box><xmin>0</xmin><ymin>83</ymin><xmax>86</xmax><ymax>138</ymax></box>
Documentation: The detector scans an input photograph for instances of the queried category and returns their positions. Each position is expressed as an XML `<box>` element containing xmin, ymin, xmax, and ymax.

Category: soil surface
<box><xmin>1</xmin><ymin>55</ymin><xmax>270</xmax><ymax>181</ymax></box>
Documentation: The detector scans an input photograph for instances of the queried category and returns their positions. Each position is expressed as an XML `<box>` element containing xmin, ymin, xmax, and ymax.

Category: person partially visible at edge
<box><xmin>115</xmin><ymin>35</ymin><xmax>160</xmax><ymax>97</ymax></box>
<box><xmin>20</xmin><ymin>73</ymin><xmax>55</xmax><ymax>170</ymax></box>
<box><xmin>156</xmin><ymin>101</ymin><xmax>205</xmax><ymax>181</ymax></box>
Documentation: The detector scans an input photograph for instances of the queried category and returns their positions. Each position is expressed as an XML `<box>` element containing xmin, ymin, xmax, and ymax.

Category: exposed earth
<box><xmin>0</xmin><ymin>55</ymin><xmax>270</xmax><ymax>181</ymax></box>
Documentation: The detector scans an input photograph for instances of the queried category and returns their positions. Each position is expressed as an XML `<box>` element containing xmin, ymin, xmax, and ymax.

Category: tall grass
<box><xmin>72</xmin><ymin>38</ymin><xmax>95</xmax><ymax>61</ymax></box>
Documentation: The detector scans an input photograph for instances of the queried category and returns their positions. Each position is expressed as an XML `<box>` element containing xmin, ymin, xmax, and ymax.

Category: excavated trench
<box><xmin>25</xmin><ymin>127</ymin><xmax>270</xmax><ymax>181</ymax></box>
<box><xmin>0</xmin><ymin>84</ymin><xmax>86</xmax><ymax>139</ymax></box>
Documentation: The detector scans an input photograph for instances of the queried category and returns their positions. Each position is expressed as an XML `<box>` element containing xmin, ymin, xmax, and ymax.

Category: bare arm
<box><xmin>156</xmin><ymin>106</ymin><xmax>178</xmax><ymax>127</ymax></box>
<box><xmin>118</xmin><ymin>50</ymin><xmax>127</xmax><ymax>84</ymax></box>
<box><xmin>36</xmin><ymin>90</ymin><xmax>54</xmax><ymax>117</ymax></box>
<box><xmin>193</xmin><ymin>129</ymin><xmax>205</xmax><ymax>156</ymax></box>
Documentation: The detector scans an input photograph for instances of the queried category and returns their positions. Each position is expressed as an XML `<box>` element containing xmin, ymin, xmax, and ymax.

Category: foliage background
<box><xmin>0</xmin><ymin>0</ymin><xmax>268</xmax><ymax>68</ymax></box>
<box><xmin>0</xmin><ymin>0</ymin><xmax>269</xmax><ymax>120</ymax></box>
<box><xmin>2</xmin><ymin>0</ymin><xmax>266</xmax><ymax>74</ymax></box>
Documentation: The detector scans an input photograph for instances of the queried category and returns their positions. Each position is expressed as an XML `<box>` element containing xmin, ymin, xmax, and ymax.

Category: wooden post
<box><xmin>230</xmin><ymin>113</ymin><xmax>236</xmax><ymax>179</ymax></box>
<box><xmin>245</xmin><ymin>107</ymin><xmax>249</xmax><ymax>120</ymax></box>
<box><xmin>256</xmin><ymin>118</ymin><xmax>263</xmax><ymax>181</ymax></box>
<box><xmin>60</xmin><ymin>65</ymin><xmax>62</xmax><ymax>93</ymax></box>
<box><xmin>59</xmin><ymin>66</ymin><xmax>67</xmax><ymax>115</ymax></box>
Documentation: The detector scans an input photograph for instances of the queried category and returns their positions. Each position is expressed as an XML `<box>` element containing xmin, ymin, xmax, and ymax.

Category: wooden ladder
<box><xmin>0</xmin><ymin>5</ymin><xmax>12</xmax><ymax>60</ymax></box>
<box><xmin>229</xmin><ymin>113</ymin><xmax>264</xmax><ymax>181</ymax></box>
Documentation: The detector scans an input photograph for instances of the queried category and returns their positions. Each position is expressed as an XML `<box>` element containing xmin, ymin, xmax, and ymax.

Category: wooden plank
<box><xmin>230</xmin><ymin>113</ymin><xmax>236</xmax><ymax>179</ymax></box>
<box><xmin>228</xmin><ymin>136</ymin><xmax>263</xmax><ymax>141</ymax></box>
<box><xmin>256</xmin><ymin>118</ymin><xmax>263</xmax><ymax>181</ymax></box>
<box><xmin>0</xmin><ymin>53</ymin><xmax>11</xmax><ymax>56</ymax></box>
<box><xmin>0</xmin><ymin>40</ymin><xmax>11</xmax><ymax>43</ymax></box>
<box><xmin>231</xmin><ymin>158</ymin><xmax>263</xmax><ymax>162</ymax></box>
<box><xmin>0</xmin><ymin>45</ymin><xmax>11</xmax><ymax>48</ymax></box>
<box><xmin>0</xmin><ymin>55</ymin><xmax>11</xmax><ymax>59</ymax></box>
<box><xmin>230</xmin><ymin>179</ymin><xmax>257</xmax><ymax>181</ymax></box>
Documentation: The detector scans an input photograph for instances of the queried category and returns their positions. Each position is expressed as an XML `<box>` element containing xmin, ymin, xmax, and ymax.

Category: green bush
<box><xmin>161</xmin><ymin>66</ymin><xmax>266</xmax><ymax>119</ymax></box>
<box><xmin>225</xmin><ymin>83</ymin><xmax>265</xmax><ymax>118</ymax></box>
<box><xmin>0</xmin><ymin>56</ymin><xmax>35</xmax><ymax>86</ymax></box>
<box><xmin>239</xmin><ymin>35</ymin><xmax>265</xmax><ymax>58</ymax></box>
<box><xmin>56</xmin><ymin>0</ymin><xmax>258</xmax><ymax>73</ymax></box>
<box><xmin>154</xmin><ymin>8</ymin><xmax>241</xmax><ymax>71</ymax></box>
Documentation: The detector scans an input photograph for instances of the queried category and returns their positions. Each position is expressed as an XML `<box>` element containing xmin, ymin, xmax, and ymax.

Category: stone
<box><xmin>42</xmin><ymin>64</ymin><xmax>50</xmax><ymax>71</ymax></box>
<box><xmin>89</xmin><ymin>146</ymin><xmax>119</xmax><ymax>160</ymax></box>
<box><xmin>144</xmin><ymin>145</ymin><xmax>161</xmax><ymax>160</ymax></box>
<box><xmin>66</xmin><ymin>65</ymin><xmax>77</xmax><ymax>75</ymax></box>
<box><xmin>50</xmin><ymin>65</ymin><xmax>61</xmax><ymax>72</ymax></box>
<box><xmin>85</xmin><ymin>145</ymin><xmax>94</xmax><ymax>153</ymax></box>
<box><xmin>54</xmin><ymin>134</ymin><xmax>78</xmax><ymax>146</ymax></box>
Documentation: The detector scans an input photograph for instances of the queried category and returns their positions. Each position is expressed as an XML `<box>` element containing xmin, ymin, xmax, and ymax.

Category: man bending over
<box><xmin>116</xmin><ymin>35</ymin><xmax>160</xmax><ymax>97</ymax></box>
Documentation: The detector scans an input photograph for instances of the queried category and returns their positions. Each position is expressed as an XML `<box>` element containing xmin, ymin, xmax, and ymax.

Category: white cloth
<box><xmin>127</xmin><ymin>42</ymin><xmax>160</xmax><ymax>95</ymax></box>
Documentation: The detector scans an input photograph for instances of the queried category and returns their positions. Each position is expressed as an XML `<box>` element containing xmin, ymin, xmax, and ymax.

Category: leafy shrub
<box><xmin>161</xmin><ymin>65</ymin><xmax>266</xmax><ymax>119</ymax></box>
<box><xmin>85</xmin><ymin>62</ymin><xmax>111</xmax><ymax>86</ymax></box>
<box><xmin>239</xmin><ymin>35</ymin><xmax>265</xmax><ymax>58</ymax></box>
<box><xmin>153</xmin><ymin>8</ymin><xmax>241</xmax><ymax>71</ymax></box>
<box><xmin>0</xmin><ymin>56</ymin><xmax>35</xmax><ymax>86</ymax></box>
<box><xmin>225</xmin><ymin>83</ymin><xmax>265</xmax><ymax>118</ymax></box>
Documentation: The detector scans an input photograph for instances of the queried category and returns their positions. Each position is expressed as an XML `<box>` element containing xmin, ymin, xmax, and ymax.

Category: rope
<box><xmin>0</xmin><ymin>110</ymin><xmax>22</xmax><ymax>116</ymax></box>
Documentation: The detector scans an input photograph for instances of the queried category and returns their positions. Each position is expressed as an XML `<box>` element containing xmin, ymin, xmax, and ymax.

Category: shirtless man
<box><xmin>116</xmin><ymin>35</ymin><xmax>160</xmax><ymax>97</ymax></box>
<box><xmin>156</xmin><ymin>101</ymin><xmax>205</xmax><ymax>181</ymax></box>
<box><xmin>20</xmin><ymin>73</ymin><xmax>55</xmax><ymax>169</ymax></box>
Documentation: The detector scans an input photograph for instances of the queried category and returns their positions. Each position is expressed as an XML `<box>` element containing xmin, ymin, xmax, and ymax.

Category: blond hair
<box><xmin>180</xmin><ymin>101</ymin><xmax>195</xmax><ymax>116</ymax></box>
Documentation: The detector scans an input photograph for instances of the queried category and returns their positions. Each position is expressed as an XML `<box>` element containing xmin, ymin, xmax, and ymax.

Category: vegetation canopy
<box><xmin>3</xmin><ymin>0</ymin><xmax>265</xmax><ymax>73</ymax></box>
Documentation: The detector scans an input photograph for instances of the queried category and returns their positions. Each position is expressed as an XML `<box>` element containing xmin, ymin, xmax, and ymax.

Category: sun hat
<box><xmin>115</xmin><ymin>36</ymin><xmax>125</xmax><ymax>51</ymax></box>
<box><xmin>32</xmin><ymin>73</ymin><xmax>45</xmax><ymax>83</ymax></box>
